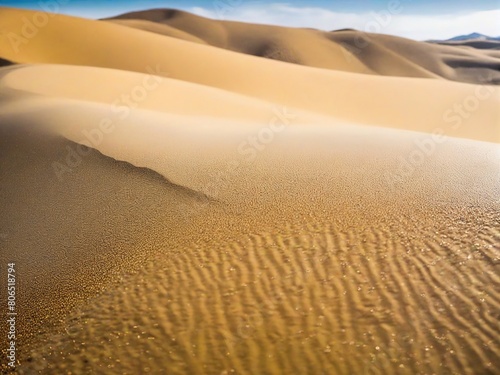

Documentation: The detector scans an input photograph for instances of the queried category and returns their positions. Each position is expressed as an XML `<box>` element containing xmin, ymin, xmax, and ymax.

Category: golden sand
<box><xmin>0</xmin><ymin>7</ymin><xmax>499</xmax><ymax>375</ymax></box>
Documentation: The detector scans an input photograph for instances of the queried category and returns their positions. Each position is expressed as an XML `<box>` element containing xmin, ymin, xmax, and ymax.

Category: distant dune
<box><xmin>0</xmin><ymin>6</ymin><xmax>499</xmax><ymax>375</ymax></box>
<box><xmin>106</xmin><ymin>8</ymin><xmax>500</xmax><ymax>84</ymax></box>
<box><xmin>434</xmin><ymin>39</ymin><xmax>500</xmax><ymax>51</ymax></box>
<box><xmin>0</xmin><ymin>9</ymin><xmax>499</xmax><ymax>142</ymax></box>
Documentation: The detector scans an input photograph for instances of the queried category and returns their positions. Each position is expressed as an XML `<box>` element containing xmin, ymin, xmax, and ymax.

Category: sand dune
<box><xmin>106</xmin><ymin>10</ymin><xmax>372</xmax><ymax>76</ymax></box>
<box><xmin>0</xmin><ymin>64</ymin><xmax>327</xmax><ymax>124</ymax></box>
<box><xmin>107</xmin><ymin>8</ymin><xmax>500</xmax><ymax>84</ymax></box>
<box><xmin>109</xmin><ymin>18</ymin><xmax>209</xmax><ymax>45</ymax></box>
<box><xmin>1</xmin><ymin>91</ymin><xmax>499</xmax><ymax>374</ymax></box>
<box><xmin>327</xmin><ymin>30</ymin><xmax>500</xmax><ymax>83</ymax></box>
<box><xmin>0</xmin><ymin>5</ymin><xmax>499</xmax><ymax>375</ymax></box>
<box><xmin>0</xmin><ymin>9</ymin><xmax>499</xmax><ymax>142</ymax></box>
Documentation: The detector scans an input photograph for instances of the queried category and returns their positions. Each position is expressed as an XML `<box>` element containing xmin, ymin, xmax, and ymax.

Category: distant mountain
<box><xmin>427</xmin><ymin>33</ymin><xmax>500</xmax><ymax>49</ymax></box>
<box><xmin>446</xmin><ymin>33</ymin><xmax>500</xmax><ymax>42</ymax></box>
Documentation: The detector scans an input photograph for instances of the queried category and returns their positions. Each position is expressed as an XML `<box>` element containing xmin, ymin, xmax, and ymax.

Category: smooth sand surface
<box><xmin>0</xmin><ymin>7</ymin><xmax>499</xmax><ymax>375</ymax></box>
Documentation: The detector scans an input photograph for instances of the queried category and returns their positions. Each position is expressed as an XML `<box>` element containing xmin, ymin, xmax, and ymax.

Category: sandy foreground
<box><xmin>0</xmin><ymin>7</ymin><xmax>499</xmax><ymax>375</ymax></box>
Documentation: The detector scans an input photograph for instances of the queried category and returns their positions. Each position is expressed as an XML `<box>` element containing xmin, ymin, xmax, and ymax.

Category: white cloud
<box><xmin>187</xmin><ymin>3</ymin><xmax>500</xmax><ymax>41</ymax></box>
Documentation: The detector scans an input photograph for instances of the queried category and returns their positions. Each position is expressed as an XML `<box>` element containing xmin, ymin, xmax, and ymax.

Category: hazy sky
<box><xmin>1</xmin><ymin>0</ymin><xmax>499</xmax><ymax>40</ymax></box>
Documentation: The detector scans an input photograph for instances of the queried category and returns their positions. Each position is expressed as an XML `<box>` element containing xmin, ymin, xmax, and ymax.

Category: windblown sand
<box><xmin>0</xmin><ymin>7</ymin><xmax>499</xmax><ymax>375</ymax></box>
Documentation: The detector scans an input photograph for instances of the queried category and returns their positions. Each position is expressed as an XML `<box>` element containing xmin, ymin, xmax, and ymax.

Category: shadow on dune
<box><xmin>0</xmin><ymin>57</ymin><xmax>14</xmax><ymax>67</ymax></box>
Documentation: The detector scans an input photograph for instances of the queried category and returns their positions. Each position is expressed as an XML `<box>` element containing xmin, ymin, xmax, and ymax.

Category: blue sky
<box><xmin>3</xmin><ymin>0</ymin><xmax>500</xmax><ymax>15</ymax></box>
<box><xmin>1</xmin><ymin>0</ymin><xmax>499</xmax><ymax>40</ymax></box>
